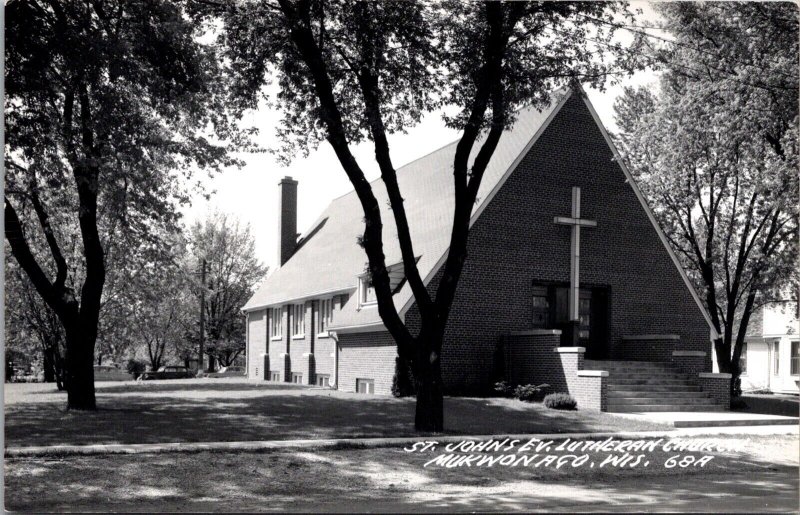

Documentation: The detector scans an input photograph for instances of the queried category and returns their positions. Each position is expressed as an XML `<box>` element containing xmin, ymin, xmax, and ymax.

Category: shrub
<box><xmin>513</xmin><ymin>383</ymin><xmax>550</xmax><ymax>402</ymax></box>
<box><xmin>126</xmin><ymin>359</ymin><xmax>147</xmax><ymax>378</ymax></box>
<box><xmin>730</xmin><ymin>397</ymin><xmax>748</xmax><ymax>410</ymax></box>
<box><xmin>391</xmin><ymin>356</ymin><xmax>415</xmax><ymax>397</ymax></box>
<box><xmin>494</xmin><ymin>381</ymin><xmax>515</xmax><ymax>397</ymax></box>
<box><xmin>544</xmin><ymin>393</ymin><xmax>577</xmax><ymax>410</ymax></box>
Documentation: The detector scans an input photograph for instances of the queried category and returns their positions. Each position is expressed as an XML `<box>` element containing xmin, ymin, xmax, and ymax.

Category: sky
<box><xmin>181</xmin><ymin>3</ymin><xmax>662</xmax><ymax>276</ymax></box>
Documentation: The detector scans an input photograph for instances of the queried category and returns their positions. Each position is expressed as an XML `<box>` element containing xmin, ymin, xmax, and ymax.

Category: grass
<box><xmin>4</xmin><ymin>379</ymin><xmax>670</xmax><ymax>448</ymax></box>
<box><xmin>5</xmin><ymin>434</ymin><xmax>798</xmax><ymax>512</ymax></box>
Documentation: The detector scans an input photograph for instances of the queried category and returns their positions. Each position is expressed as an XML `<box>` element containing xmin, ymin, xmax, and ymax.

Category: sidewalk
<box><xmin>612</xmin><ymin>410</ymin><xmax>799</xmax><ymax>428</ymax></box>
<box><xmin>6</xmin><ymin>423</ymin><xmax>796</xmax><ymax>458</ymax></box>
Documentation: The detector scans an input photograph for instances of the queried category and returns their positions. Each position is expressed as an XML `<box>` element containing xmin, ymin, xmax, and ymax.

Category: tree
<box><xmin>613</xmin><ymin>3</ymin><xmax>799</xmax><ymax>395</ymax></box>
<box><xmin>5</xmin><ymin>254</ymin><xmax>67</xmax><ymax>389</ymax></box>
<box><xmin>5</xmin><ymin>0</ymin><xmax>237</xmax><ymax>409</ymax></box>
<box><xmin>219</xmin><ymin>0</ymin><xmax>640</xmax><ymax>430</ymax></box>
<box><xmin>187</xmin><ymin>212</ymin><xmax>268</xmax><ymax>370</ymax></box>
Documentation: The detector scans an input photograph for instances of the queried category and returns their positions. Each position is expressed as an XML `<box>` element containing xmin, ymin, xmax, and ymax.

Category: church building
<box><xmin>242</xmin><ymin>86</ymin><xmax>732</xmax><ymax>412</ymax></box>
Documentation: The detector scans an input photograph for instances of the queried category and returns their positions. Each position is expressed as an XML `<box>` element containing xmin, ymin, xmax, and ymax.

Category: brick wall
<box><xmin>699</xmin><ymin>373</ymin><xmax>731</xmax><ymax>409</ymax></box>
<box><xmin>268</xmin><ymin>306</ymin><xmax>288</xmax><ymax>381</ymax></box>
<box><xmin>620</xmin><ymin>335</ymin><xmax>680</xmax><ymax>363</ymax></box>
<box><xmin>287</xmin><ymin>301</ymin><xmax>313</xmax><ymax>384</ymax></box>
<box><xmin>672</xmin><ymin>351</ymin><xmax>708</xmax><ymax>376</ymax></box>
<box><xmin>246</xmin><ymin>309</ymin><xmax>267</xmax><ymax>379</ymax></box>
<box><xmin>337</xmin><ymin>331</ymin><xmax>397</xmax><ymax>395</ymax></box>
<box><xmin>404</xmin><ymin>92</ymin><xmax>711</xmax><ymax>395</ymax></box>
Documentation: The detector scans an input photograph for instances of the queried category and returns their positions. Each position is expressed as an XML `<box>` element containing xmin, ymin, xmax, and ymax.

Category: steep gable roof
<box><xmin>243</xmin><ymin>86</ymin><xmax>718</xmax><ymax>339</ymax></box>
<box><xmin>243</xmin><ymin>88</ymin><xmax>572</xmax><ymax>315</ymax></box>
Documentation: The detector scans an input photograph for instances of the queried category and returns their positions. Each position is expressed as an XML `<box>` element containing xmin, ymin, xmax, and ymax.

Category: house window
<box><xmin>739</xmin><ymin>342</ymin><xmax>747</xmax><ymax>374</ymax></box>
<box><xmin>291</xmin><ymin>304</ymin><xmax>305</xmax><ymax>338</ymax></box>
<box><xmin>270</xmin><ymin>307</ymin><xmax>282</xmax><ymax>339</ymax></box>
<box><xmin>318</xmin><ymin>299</ymin><xmax>333</xmax><ymax>336</ymax></box>
<box><xmin>316</xmin><ymin>374</ymin><xmax>330</xmax><ymax>387</ymax></box>
<box><xmin>292</xmin><ymin>373</ymin><xmax>303</xmax><ymax>384</ymax></box>
<box><xmin>791</xmin><ymin>341</ymin><xmax>799</xmax><ymax>376</ymax></box>
<box><xmin>532</xmin><ymin>286</ymin><xmax>549</xmax><ymax>328</ymax></box>
<box><xmin>356</xmin><ymin>378</ymin><xmax>374</xmax><ymax>394</ymax></box>
<box><xmin>773</xmin><ymin>341</ymin><xmax>780</xmax><ymax>375</ymax></box>
<box><xmin>270</xmin><ymin>371</ymin><xmax>281</xmax><ymax>381</ymax></box>
<box><xmin>360</xmin><ymin>277</ymin><xmax>377</xmax><ymax>306</ymax></box>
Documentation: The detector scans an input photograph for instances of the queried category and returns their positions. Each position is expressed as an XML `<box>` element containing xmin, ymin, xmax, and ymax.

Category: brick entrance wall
<box><xmin>404</xmin><ymin>92</ymin><xmax>712</xmax><ymax>395</ymax></box>
<box><xmin>337</xmin><ymin>331</ymin><xmax>397</xmax><ymax>395</ymax></box>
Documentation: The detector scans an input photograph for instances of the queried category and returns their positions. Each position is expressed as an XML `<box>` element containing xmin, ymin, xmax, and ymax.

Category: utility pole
<box><xmin>199</xmin><ymin>258</ymin><xmax>207</xmax><ymax>373</ymax></box>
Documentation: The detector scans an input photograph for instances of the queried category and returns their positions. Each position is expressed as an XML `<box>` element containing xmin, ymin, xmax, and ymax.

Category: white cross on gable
<box><xmin>554</xmin><ymin>186</ymin><xmax>597</xmax><ymax>322</ymax></box>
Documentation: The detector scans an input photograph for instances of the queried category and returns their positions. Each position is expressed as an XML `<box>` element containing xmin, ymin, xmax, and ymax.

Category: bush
<box><xmin>126</xmin><ymin>359</ymin><xmax>147</xmax><ymax>378</ymax></box>
<box><xmin>513</xmin><ymin>383</ymin><xmax>550</xmax><ymax>402</ymax></box>
<box><xmin>391</xmin><ymin>356</ymin><xmax>415</xmax><ymax>398</ymax></box>
<box><xmin>494</xmin><ymin>381</ymin><xmax>515</xmax><ymax>397</ymax></box>
<box><xmin>730</xmin><ymin>397</ymin><xmax>748</xmax><ymax>410</ymax></box>
<box><xmin>544</xmin><ymin>393</ymin><xmax>577</xmax><ymax>410</ymax></box>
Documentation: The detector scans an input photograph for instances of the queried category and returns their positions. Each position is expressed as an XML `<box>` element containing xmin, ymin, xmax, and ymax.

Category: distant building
<box><xmin>738</xmin><ymin>299</ymin><xmax>799</xmax><ymax>394</ymax></box>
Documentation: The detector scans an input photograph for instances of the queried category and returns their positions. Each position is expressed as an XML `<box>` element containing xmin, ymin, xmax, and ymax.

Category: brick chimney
<box><xmin>278</xmin><ymin>176</ymin><xmax>298</xmax><ymax>266</ymax></box>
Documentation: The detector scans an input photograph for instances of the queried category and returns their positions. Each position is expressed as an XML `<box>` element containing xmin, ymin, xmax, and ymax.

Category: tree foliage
<box><xmin>613</xmin><ymin>2</ymin><xmax>799</xmax><ymax>392</ymax></box>
<box><xmin>220</xmin><ymin>0</ymin><xmax>640</xmax><ymax>430</ymax></box>
<box><xmin>187</xmin><ymin>212</ymin><xmax>268</xmax><ymax>369</ymax></box>
<box><xmin>5</xmin><ymin>0</ymin><xmax>240</xmax><ymax>408</ymax></box>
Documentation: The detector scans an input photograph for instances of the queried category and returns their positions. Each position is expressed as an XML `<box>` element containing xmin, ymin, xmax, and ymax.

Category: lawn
<box><xmin>4</xmin><ymin>379</ymin><xmax>670</xmax><ymax>448</ymax></box>
<box><xmin>5</xmin><ymin>434</ymin><xmax>798</xmax><ymax>512</ymax></box>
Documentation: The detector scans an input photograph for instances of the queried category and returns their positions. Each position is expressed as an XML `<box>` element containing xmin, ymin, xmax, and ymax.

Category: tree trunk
<box><xmin>64</xmin><ymin>326</ymin><xmax>96</xmax><ymax>410</ymax></box>
<box><xmin>414</xmin><ymin>344</ymin><xmax>444</xmax><ymax>433</ymax></box>
<box><xmin>43</xmin><ymin>348</ymin><xmax>56</xmax><ymax>383</ymax></box>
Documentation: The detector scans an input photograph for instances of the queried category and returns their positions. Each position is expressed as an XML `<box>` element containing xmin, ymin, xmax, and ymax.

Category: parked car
<box><xmin>204</xmin><ymin>366</ymin><xmax>246</xmax><ymax>378</ymax></box>
<box><xmin>138</xmin><ymin>365</ymin><xmax>195</xmax><ymax>380</ymax></box>
<box><xmin>94</xmin><ymin>365</ymin><xmax>134</xmax><ymax>381</ymax></box>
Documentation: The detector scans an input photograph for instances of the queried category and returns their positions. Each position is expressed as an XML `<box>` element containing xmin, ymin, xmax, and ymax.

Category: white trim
<box><xmin>577</xmin><ymin>370</ymin><xmax>608</xmax><ymax>377</ymax></box>
<box><xmin>699</xmin><ymin>372</ymin><xmax>732</xmax><ymax>379</ymax></box>
<box><xmin>302</xmin><ymin>353</ymin><xmax>313</xmax><ymax>358</ymax></box>
<box><xmin>242</xmin><ymin>286</ymin><xmax>356</xmax><ymax>313</ymax></box>
<box><xmin>508</xmin><ymin>329</ymin><xmax>563</xmax><ymax>336</ymax></box>
<box><xmin>397</xmin><ymin>89</ymin><xmax>575</xmax><ymax>320</ymax></box>
<box><xmin>554</xmin><ymin>347</ymin><xmax>586</xmax><ymax>354</ymax></box>
<box><xmin>622</xmin><ymin>334</ymin><xmax>681</xmax><ymax>341</ymax></box>
<box><xmin>331</xmin><ymin>322</ymin><xmax>387</xmax><ymax>334</ymax></box>
<box><xmin>279</xmin><ymin>353</ymin><xmax>289</xmax><ymax>358</ymax></box>
<box><xmin>317</xmin><ymin>333</ymin><xmax>331</xmax><ymax>339</ymax></box>
<box><xmin>291</xmin><ymin>335</ymin><xmax>306</xmax><ymax>340</ymax></box>
<box><xmin>577</xmin><ymin>86</ymin><xmax>719</xmax><ymax>340</ymax></box>
<box><xmin>672</xmin><ymin>350</ymin><xmax>706</xmax><ymax>357</ymax></box>
<box><xmin>270</xmin><ymin>336</ymin><xmax>283</xmax><ymax>342</ymax></box>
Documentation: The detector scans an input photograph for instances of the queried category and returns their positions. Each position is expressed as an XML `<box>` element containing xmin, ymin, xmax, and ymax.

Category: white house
<box><xmin>736</xmin><ymin>299</ymin><xmax>799</xmax><ymax>394</ymax></box>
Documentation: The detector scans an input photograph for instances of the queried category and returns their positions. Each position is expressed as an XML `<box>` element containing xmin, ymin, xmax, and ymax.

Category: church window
<box><xmin>532</xmin><ymin>286</ymin><xmax>549</xmax><ymax>328</ymax></box>
<box><xmin>270</xmin><ymin>307</ymin><xmax>282</xmax><ymax>340</ymax></box>
<box><xmin>291</xmin><ymin>304</ymin><xmax>305</xmax><ymax>338</ymax></box>
<box><xmin>318</xmin><ymin>298</ymin><xmax>334</xmax><ymax>336</ymax></box>
<box><xmin>773</xmin><ymin>342</ymin><xmax>780</xmax><ymax>375</ymax></box>
<box><xmin>791</xmin><ymin>341</ymin><xmax>799</xmax><ymax>376</ymax></box>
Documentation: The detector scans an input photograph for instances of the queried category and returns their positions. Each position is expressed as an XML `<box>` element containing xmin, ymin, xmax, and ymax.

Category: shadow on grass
<box><xmin>5</xmin><ymin>382</ymin><xmax>669</xmax><ymax>448</ymax></box>
<box><xmin>5</xmin><ymin>443</ymin><xmax>798</xmax><ymax>512</ymax></box>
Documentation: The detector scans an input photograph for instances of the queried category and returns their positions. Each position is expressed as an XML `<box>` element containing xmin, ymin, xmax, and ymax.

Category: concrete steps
<box><xmin>584</xmin><ymin>359</ymin><xmax>723</xmax><ymax>413</ymax></box>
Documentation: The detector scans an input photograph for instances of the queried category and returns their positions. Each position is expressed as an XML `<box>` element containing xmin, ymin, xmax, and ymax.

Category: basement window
<box><xmin>316</xmin><ymin>374</ymin><xmax>330</xmax><ymax>387</ymax></box>
<box><xmin>356</xmin><ymin>378</ymin><xmax>375</xmax><ymax>394</ymax></box>
<box><xmin>292</xmin><ymin>373</ymin><xmax>303</xmax><ymax>384</ymax></box>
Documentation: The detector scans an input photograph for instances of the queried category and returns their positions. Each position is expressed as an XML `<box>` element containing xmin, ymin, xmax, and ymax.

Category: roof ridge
<box><xmin>325</xmin><ymin>88</ymin><xmax>571</xmax><ymax>204</ymax></box>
